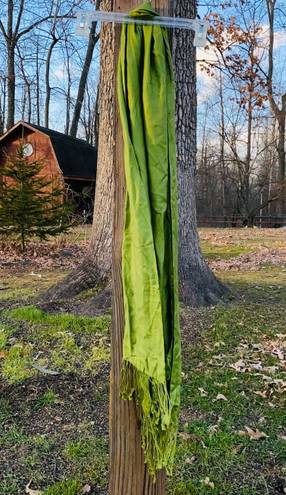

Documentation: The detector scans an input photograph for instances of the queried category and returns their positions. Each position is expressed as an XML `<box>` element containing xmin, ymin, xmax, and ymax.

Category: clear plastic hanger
<box><xmin>75</xmin><ymin>11</ymin><xmax>209</xmax><ymax>47</ymax></box>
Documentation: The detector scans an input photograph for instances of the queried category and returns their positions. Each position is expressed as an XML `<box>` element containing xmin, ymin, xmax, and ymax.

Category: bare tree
<box><xmin>264</xmin><ymin>0</ymin><xmax>286</xmax><ymax>215</ymax></box>
<box><xmin>69</xmin><ymin>0</ymin><xmax>101</xmax><ymax>137</ymax></box>
<box><xmin>0</xmin><ymin>0</ymin><xmax>55</xmax><ymax>128</ymax></box>
<box><xmin>203</xmin><ymin>0</ymin><xmax>286</xmax><ymax>218</ymax></box>
<box><xmin>0</xmin><ymin>0</ymin><xmax>84</xmax><ymax>130</ymax></box>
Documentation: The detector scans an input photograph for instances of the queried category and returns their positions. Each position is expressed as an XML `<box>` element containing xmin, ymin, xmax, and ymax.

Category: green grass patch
<box><xmin>1</xmin><ymin>343</ymin><xmax>34</xmax><ymax>384</ymax></box>
<box><xmin>200</xmin><ymin>241</ymin><xmax>251</xmax><ymax>260</ymax></box>
<box><xmin>1</xmin><ymin>228</ymin><xmax>285</xmax><ymax>493</ymax></box>
<box><xmin>0</xmin><ymin>324</ymin><xmax>15</xmax><ymax>349</ymax></box>
<box><xmin>84</xmin><ymin>341</ymin><xmax>110</xmax><ymax>373</ymax></box>
<box><xmin>0</xmin><ymin>271</ymin><xmax>67</xmax><ymax>302</ymax></box>
<box><xmin>44</xmin><ymin>479</ymin><xmax>81</xmax><ymax>495</ymax></box>
<box><xmin>0</xmin><ymin>398</ymin><xmax>11</xmax><ymax>426</ymax></box>
<box><xmin>7</xmin><ymin>306</ymin><xmax>111</xmax><ymax>335</ymax></box>
<box><xmin>35</xmin><ymin>388</ymin><xmax>59</xmax><ymax>410</ymax></box>
<box><xmin>217</xmin><ymin>266</ymin><xmax>286</xmax><ymax>304</ymax></box>
<box><xmin>0</xmin><ymin>425</ymin><xmax>29</xmax><ymax>444</ymax></box>
<box><xmin>64</xmin><ymin>436</ymin><xmax>108</xmax><ymax>487</ymax></box>
<box><xmin>0</xmin><ymin>473</ymin><xmax>19</xmax><ymax>495</ymax></box>
<box><xmin>0</xmin><ymin>306</ymin><xmax>111</xmax><ymax>383</ymax></box>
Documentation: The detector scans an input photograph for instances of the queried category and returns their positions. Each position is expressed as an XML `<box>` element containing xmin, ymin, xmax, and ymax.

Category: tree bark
<box><xmin>6</xmin><ymin>0</ymin><xmax>15</xmax><ymax>130</ymax></box>
<box><xmin>45</xmin><ymin>36</ymin><xmax>58</xmax><ymax>129</ymax></box>
<box><xmin>172</xmin><ymin>0</ymin><xmax>229</xmax><ymax>306</ymax></box>
<box><xmin>44</xmin><ymin>0</ymin><xmax>115</xmax><ymax>302</ymax></box>
<box><xmin>7</xmin><ymin>44</ymin><xmax>16</xmax><ymax>130</ymax></box>
<box><xmin>277</xmin><ymin>108</ymin><xmax>286</xmax><ymax>216</ymax></box>
<box><xmin>69</xmin><ymin>0</ymin><xmax>101</xmax><ymax>138</ymax></box>
<box><xmin>266</xmin><ymin>0</ymin><xmax>286</xmax><ymax>216</ymax></box>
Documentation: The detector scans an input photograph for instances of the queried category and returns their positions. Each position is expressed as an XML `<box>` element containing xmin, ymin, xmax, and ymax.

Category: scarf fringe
<box><xmin>120</xmin><ymin>361</ymin><xmax>178</xmax><ymax>478</ymax></box>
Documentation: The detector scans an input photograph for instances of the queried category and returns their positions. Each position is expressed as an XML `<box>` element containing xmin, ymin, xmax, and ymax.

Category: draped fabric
<box><xmin>117</xmin><ymin>1</ymin><xmax>181</xmax><ymax>476</ymax></box>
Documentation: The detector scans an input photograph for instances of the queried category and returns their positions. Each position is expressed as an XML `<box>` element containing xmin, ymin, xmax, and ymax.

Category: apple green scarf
<box><xmin>117</xmin><ymin>1</ymin><xmax>181</xmax><ymax>477</ymax></box>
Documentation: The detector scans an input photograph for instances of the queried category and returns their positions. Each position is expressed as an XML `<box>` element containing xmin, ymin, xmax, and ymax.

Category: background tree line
<box><xmin>196</xmin><ymin>0</ymin><xmax>286</xmax><ymax>224</ymax></box>
<box><xmin>0</xmin><ymin>0</ymin><xmax>100</xmax><ymax>144</ymax></box>
<box><xmin>1</xmin><ymin>0</ymin><xmax>285</xmax><ymax>222</ymax></box>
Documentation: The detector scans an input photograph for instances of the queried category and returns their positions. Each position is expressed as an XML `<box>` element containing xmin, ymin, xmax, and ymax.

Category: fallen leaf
<box><xmin>202</xmin><ymin>477</ymin><xmax>215</xmax><ymax>489</ymax></box>
<box><xmin>178</xmin><ymin>432</ymin><xmax>207</xmax><ymax>448</ymax></box>
<box><xmin>258</xmin><ymin>417</ymin><xmax>266</xmax><ymax>424</ymax></box>
<box><xmin>232</xmin><ymin>444</ymin><xmax>244</xmax><ymax>454</ymax></box>
<box><xmin>198</xmin><ymin>387</ymin><xmax>208</xmax><ymax>397</ymax></box>
<box><xmin>274</xmin><ymin>349</ymin><xmax>284</xmax><ymax>361</ymax></box>
<box><xmin>25</xmin><ymin>481</ymin><xmax>43</xmax><ymax>495</ymax></box>
<box><xmin>254</xmin><ymin>390</ymin><xmax>267</xmax><ymax>398</ymax></box>
<box><xmin>81</xmin><ymin>485</ymin><xmax>91</xmax><ymax>494</ymax></box>
<box><xmin>230</xmin><ymin>359</ymin><xmax>246</xmax><ymax>372</ymax></box>
<box><xmin>178</xmin><ymin>432</ymin><xmax>192</xmax><ymax>441</ymax></box>
<box><xmin>214</xmin><ymin>341</ymin><xmax>225</xmax><ymax>348</ymax></box>
<box><xmin>238</xmin><ymin>426</ymin><xmax>268</xmax><ymax>440</ymax></box>
<box><xmin>208</xmin><ymin>424</ymin><xmax>219</xmax><ymax>434</ymax></box>
<box><xmin>214</xmin><ymin>393</ymin><xmax>228</xmax><ymax>401</ymax></box>
<box><xmin>32</xmin><ymin>364</ymin><xmax>59</xmax><ymax>375</ymax></box>
<box><xmin>179</xmin><ymin>432</ymin><xmax>201</xmax><ymax>442</ymax></box>
<box><xmin>185</xmin><ymin>456</ymin><xmax>196</xmax><ymax>464</ymax></box>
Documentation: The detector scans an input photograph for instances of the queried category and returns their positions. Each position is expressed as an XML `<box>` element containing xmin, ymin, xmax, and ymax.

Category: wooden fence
<box><xmin>197</xmin><ymin>215</ymin><xmax>286</xmax><ymax>228</ymax></box>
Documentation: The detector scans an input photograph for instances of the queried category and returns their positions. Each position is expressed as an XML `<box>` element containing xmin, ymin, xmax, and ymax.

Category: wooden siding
<box><xmin>0</xmin><ymin>128</ymin><xmax>64</xmax><ymax>190</ymax></box>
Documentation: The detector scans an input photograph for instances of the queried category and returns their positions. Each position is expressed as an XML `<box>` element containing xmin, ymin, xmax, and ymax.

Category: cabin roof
<box><xmin>0</xmin><ymin>121</ymin><xmax>96</xmax><ymax>180</ymax></box>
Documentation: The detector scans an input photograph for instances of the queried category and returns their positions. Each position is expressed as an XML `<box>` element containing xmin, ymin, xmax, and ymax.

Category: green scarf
<box><xmin>117</xmin><ymin>1</ymin><xmax>181</xmax><ymax>477</ymax></box>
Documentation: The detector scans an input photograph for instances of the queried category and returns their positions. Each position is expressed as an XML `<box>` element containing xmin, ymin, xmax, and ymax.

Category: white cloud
<box><xmin>196</xmin><ymin>44</ymin><xmax>219</xmax><ymax>104</ymax></box>
<box><xmin>259</xmin><ymin>26</ymin><xmax>286</xmax><ymax>49</ymax></box>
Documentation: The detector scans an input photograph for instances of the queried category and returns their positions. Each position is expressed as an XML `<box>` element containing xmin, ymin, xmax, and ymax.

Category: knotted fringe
<box><xmin>120</xmin><ymin>361</ymin><xmax>178</xmax><ymax>478</ymax></box>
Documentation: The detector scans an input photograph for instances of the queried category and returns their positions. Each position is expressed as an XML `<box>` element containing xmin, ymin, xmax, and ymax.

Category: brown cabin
<box><xmin>0</xmin><ymin>121</ymin><xmax>96</xmax><ymax>220</ymax></box>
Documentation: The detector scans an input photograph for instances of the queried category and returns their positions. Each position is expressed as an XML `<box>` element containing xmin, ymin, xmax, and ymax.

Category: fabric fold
<box><xmin>117</xmin><ymin>0</ymin><xmax>181</xmax><ymax>477</ymax></box>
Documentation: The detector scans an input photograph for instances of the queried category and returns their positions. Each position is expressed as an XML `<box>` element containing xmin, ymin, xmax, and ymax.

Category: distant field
<box><xmin>0</xmin><ymin>228</ymin><xmax>285</xmax><ymax>494</ymax></box>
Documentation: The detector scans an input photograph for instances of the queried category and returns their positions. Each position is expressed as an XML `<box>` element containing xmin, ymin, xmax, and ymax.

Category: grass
<box><xmin>35</xmin><ymin>388</ymin><xmax>59</xmax><ymax>409</ymax></box>
<box><xmin>0</xmin><ymin>270</ymin><xmax>68</xmax><ymax>302</ymax></box>
<box><xmin>44</xmin><ymin>479</ymin><xmax>82</xmax><ymax>495</ymax></box>
<box><xmin>7</xmin><ymin>305</ymin><xmax>111</xmax><ymax>332</ymax></box>
<box><xmin>200</xmin><ymin>242</ymin><xmax>251</xmax><ymax>260</ymax></box>
<box><xmin>0</xmin><ymin>307</ymin><xmax>111</xmax><ymax>383</ymax></box>
<box><xmin>199</xmin><ymin>227</ymin><xmax>286</xmax><ymax>261</ymax></box>
<box><xmin>0</xmin><ymin>227</ymin><xmax>285</xmax><ymax>494</ymax></box>
<box><xmin>169</xmin><ymin>281</ymin><xmax>286</xmax><ymax>494</ymax></box>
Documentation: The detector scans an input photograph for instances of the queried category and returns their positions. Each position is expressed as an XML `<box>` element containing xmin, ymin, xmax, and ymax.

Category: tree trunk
<box><xmin>172</xmin><ymin>0</ymin><xmax>229</xmax><ymax>306</ymax></box>
<box><xmin>7</xmin><ymin>42</ymin><xmax>15</xmax><ymax>129</ymax></box>
<box><xmin>266</xmin><ymin>0</ymin><xmax>286</xmax><ymax>218</ymax></box>
<box><xmin>6</xmin><ymin>0</ymin><xmax>15</xmax><ymax>130</ymax></box>
<box><xmin>277</xmin><ymin>111</ymin><xmax>286</xmax><ymax>216</ymax></box>
<box><xmin>45</xmin><ymin>0</ymin><xmax>228</xmax><ymax>308</ymax></box>
<box><xmin>44</xmin><ymin>0</ymin><xmax>115</xmax><ymax>302</ymax></box>
<box><xmin>36</xmin><ymin>44</ymin><xmax>41</xmax><ymax>125</ymax></box>
<box><xmin>69</xmin><ymin>4</ymin><xmax>100</xmax><ymax>138</ymax></box>
<box><xmin>45</xmin><ymin>36</ymin><xmax>58</xmax><ymax>128</ymax></box>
